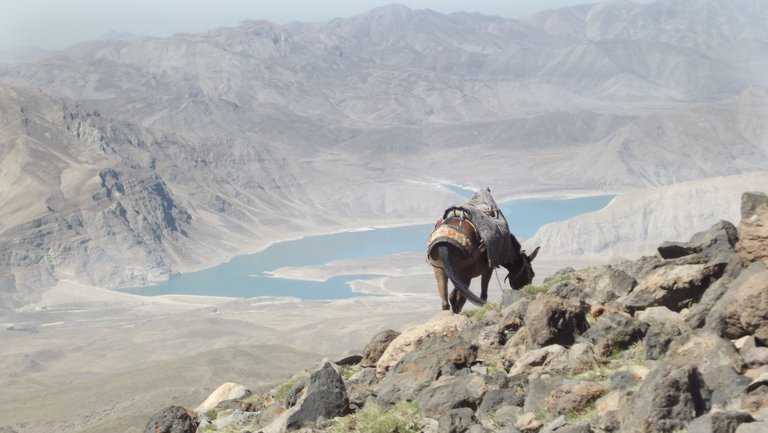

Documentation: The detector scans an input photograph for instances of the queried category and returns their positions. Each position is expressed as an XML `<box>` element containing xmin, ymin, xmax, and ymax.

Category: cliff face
<box><xmin>524</xmin><ymin>172</ymin><xmax>768</xmax><ymax>260</ymax></box>
<box><xmin>146</xmin><ymin>192</ymin><xmax>768</xmax><ymax>433</ymax></box>
<box><xmin>0</xmin><ymin>83</ymin><xmax>456</xmax><ymax>309</ymax></box>
<box><xmin>0</xmin><ymin>85</ymin><xmax>197</xmax><ymax>308</ymax></box>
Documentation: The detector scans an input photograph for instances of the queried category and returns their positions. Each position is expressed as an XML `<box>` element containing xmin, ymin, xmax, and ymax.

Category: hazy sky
<box><xmin>0</xmin><ymin>0</ymin><xmax>651</xmax><ymax>52</ymax></box>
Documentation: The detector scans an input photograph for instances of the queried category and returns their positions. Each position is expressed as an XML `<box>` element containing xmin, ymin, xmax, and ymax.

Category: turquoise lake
<box><xmin>120</xmin><ymin>195</ymin><xmax>613</xmax><ymax>298</ymax></box>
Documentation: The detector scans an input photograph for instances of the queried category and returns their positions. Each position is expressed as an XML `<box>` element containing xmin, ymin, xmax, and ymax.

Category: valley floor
<box><xmin>0</xmin><ymin>250</ymin><xmax>603</xmax><ymax>433</ymax></box>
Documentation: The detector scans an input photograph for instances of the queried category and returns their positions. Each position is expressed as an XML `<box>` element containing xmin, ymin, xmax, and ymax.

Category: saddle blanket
<box><xmin>441</xmin><ymin>187</ymin><xmax>514</xmax><ymax>268</ymax></box>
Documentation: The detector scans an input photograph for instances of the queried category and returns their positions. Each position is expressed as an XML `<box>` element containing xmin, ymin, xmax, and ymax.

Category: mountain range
<box><xmin>1</xmin><ymin>0</ymin><xmax>767</xmax><ymax>309</ymax></box>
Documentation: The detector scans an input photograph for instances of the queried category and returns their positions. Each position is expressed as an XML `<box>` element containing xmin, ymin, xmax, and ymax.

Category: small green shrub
<box><xmin>522</xmin><ymin>273</ymin><xmax>572</xmax><ymax>296</ymax></box>
<box><xmin>241</xmin><ymin>392</ymin><xmax>267</xmax><ymax>406</ymax></box>
<box><xmin>329</xmin><ymin>401</ymin><xmax>421</xmax><ymax>433</ymax></box>
<box><xmin>543</xmin><ymin>273</ymin><xmax>571</xmax><ymax>286</ymax></box>
<box><xmin>339</xmin><ymin>364</ymin><xmax>357</xmax><ymax>380</ymax></box>
<box><xmin>274</xmin><ymin>374</ymin><xmax>306</xmax><ymax>403</ymax></box>
<box><xmin>461</xmin><ymin>302</ymin><xmax>500</xmax><ymax>321</ymax></box>
<box><xmin>564</xmin><ymin>401</ymin><xmax>597</xmax><ymax>422</ymax></box>
<box><xmin>204</xmin><ymin>408</ymin><xmax>219</xmax><ymax>420</ymax></box>
<box><xmin>522</xmin><ymin>283</ymin><xmax>549</xmax><ymax>296</ymax></box>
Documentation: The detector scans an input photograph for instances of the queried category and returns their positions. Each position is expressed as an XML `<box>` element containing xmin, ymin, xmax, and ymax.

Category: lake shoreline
<box><xmin>132</xmin><ymin>187</ymin><xmax>617</xmax><ymax>291</ymax></box>
<box><xmin>118</xmin><ymin>191</ymin><xmax>615</xmax><ymax>299</ymax></box>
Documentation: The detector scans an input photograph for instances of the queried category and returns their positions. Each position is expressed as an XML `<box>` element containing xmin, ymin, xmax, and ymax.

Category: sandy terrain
<box><xmin>0</xmin><ymin>256</ymin><xmax>436</xmax><ymax>432</ymax></box>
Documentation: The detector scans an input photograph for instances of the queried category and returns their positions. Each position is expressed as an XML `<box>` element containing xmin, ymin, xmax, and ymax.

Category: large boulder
<box><xmin>545</xmin><ymin>382</ymin><xmax>607</xmax><ymax>416</ymax></box>
<box><xmin>506</xmin><ymin>344</ymin><xmax>569</xmax><ymax>377</ymax></box>
<box><xmin>417</xmin><ymin>373</ymin><xmax>488</xmax><ymax>419</ymax></box>
<box><xmin>569</xmin><ymin>265</ymin><xmax>636</xmax><ymax>303</ymax></box>
<box><xmin>658</xmin><ymin>220</ymin><xmax>738</xmax><ymax>260</ymax></box>
<box><xmin>581</xmin><ymin>312</ymin><xmax>648</xmax><ymax>357</ymax></box>
<box><xmin>622</xmin><ymin>261</ymin><xmax>726</xmax><ymax>313</ymax></box>
<box><xmin>621</xmin><ymin>364</ymin><xmax>711</xmax><ymax>433</ymax></box>
<box><xmin>523</xmin><ymin>295</ymin><xmax>589</xmax><ymax>348</ymax></box>
<box><xmin>285</xmin><ymin>362</ymin><xmax>349</xmax><ymax>430</ymax></box>
<box><xmin>376</xmin><ymin>334</ymin><xmax>478</xmax><ymax>405</ymax></box>
<box><xmin>478</xmin><ymin>388</ymin><xmax>526</xmax><ymax>415</ymax></box>
<box><xmin>524</xmin><ymin>376</ymin><xmax>567</xmax><ymax>415</ymax></box>
<box><xmin>212</xmin><ymin>410</ymin><xmax>260</xmax><ymax>431</ymax></box>
<box><xmin>685</xmin><ymin>277</ymin><xmax>733</xmax><ymax>329</ymax></box>
<box><xmin>687</xmin><ymin>411</ymin><xmax>754</xmax><ymax>433</ymax></box>
<box><xmin>706</xmin><ymin>261</ymin><xmax>768</xmax><ymax>341</ymax></box>
<box><xmin>437</xmin><ymin>407</ymin><xmax>476</xmax><ymax>433</ymax></box>
<box><xmin>143</xmin><ymin>406</ymin><xmax>198</xmax><ymax>433</ymax></box>
<box><xmin>736</xmin><ymin>191</ymin><xmax>768</xmax><ymax>265</ymax></box>
<box><xmin>665</xmin><ymin>330</ymin><xmax>748</xmax><ymax>406</ymax></box>
<box><xmin>643</xmin><ymin>321</ymin><xmax>687</xmax><ymax>360</ymax></box>
<box><xmin>376</xmin><ymin>311</ymin><xmax>471</xmax><ymax>377</ymax></box>
<box><xmin>738</xmin><ymin>336</ymin><xmax>768</xmax><ymax>368</ymax></box>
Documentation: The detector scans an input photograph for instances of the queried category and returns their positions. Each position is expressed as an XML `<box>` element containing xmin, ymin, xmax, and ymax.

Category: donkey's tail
<box><xmin>437</xmin><ymin>244</ymin><xmax>486</xmax><ymax>308</ymax></box>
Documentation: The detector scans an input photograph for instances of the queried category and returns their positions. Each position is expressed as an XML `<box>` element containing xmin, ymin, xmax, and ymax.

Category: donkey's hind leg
<box><xmin>449</xmin><ymin>287</ymin><xmax>466</xmax><ymax>314</ymax></box>
<box><xmin>433</xmin><ymin>267</ymin><xmax>451</xmax><ymax>311</ymax></box>
<box><xmin>449</xmin><ymin>271</ymin><xmax>472</xmax><ymax>313</ymax></box>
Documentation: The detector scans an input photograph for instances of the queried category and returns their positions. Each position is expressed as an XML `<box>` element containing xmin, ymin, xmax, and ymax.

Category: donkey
<box><xmin>426</xmin><ymin>191</ymin><xmax>539</xmax><ymax>313</ymax></box>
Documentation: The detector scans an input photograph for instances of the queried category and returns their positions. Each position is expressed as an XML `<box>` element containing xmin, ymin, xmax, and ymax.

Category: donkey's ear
<box><xmin>528</xmin><ymin>246</ymin><xmax>540</xmax><ymax>262</ymax></box>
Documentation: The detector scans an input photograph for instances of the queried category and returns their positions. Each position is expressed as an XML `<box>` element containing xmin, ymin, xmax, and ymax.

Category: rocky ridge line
<box><xmin>145</xmin><ymin>191</ymin><xmax>768</xmax><ymax>433</ymax></box>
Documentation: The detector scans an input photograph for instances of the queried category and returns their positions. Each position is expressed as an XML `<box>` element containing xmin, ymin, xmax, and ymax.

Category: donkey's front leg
<box><xmin>480</xmin><ymin>268</ymin><xmax>493</xmax><ymax>302</ymax></box>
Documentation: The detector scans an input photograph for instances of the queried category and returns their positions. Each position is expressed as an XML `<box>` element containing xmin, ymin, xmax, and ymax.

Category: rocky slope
<box><xmin>1</xmin><ymin>0</ymin><xmax>767</xmax><ymax>308</ymax></box>
<box><xmin>145</xmin><ymin>192</ymin><xmax>768</xmax><ymax>432</ymax></box>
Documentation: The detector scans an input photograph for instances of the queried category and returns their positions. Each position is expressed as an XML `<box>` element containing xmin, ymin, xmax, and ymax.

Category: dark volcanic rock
<box><xmin>376</xmin><ymin>335</ymin><xmax>476</xmax><ymax>405</ymax></box>
<box><xmin>685</xmin><ymin>277</ymin><xmax>733</xmax><ymax>329</ymax></box>
<box><xmin>547</xmin><ymin>280</ymin><xmax>583</xmax><ymax>301</ymax></box>
<box><xmin>335</xmin><ymin>354</ymin><xmax>362</xmax><ymax>366</ymax></box>
<box><xmin>545</xmin><ymin>382</ymin><xmax>606</xmax><ymax>416</ymax></box>
<box><xmin>524</xmin><ymin>295</ymin><xmax>589</xmax><ymax>348</ymax></box>
<box><xmin>610</xmin><ymin>370</ymin><xmax>640</xmax><ymax>391</ymax></box>
<box><xmin>286</xmin><ymin>362</ymin><xmax>349</xmax><ymax>429</ymax></box>
<box><xmin>584</xmin><ymin>312</ymin><xmax>649</xmax><ymax>355</ymax></box>
<box><xmin>665</xmin><ymin>330</ymin><xmax>748</xmax><ymax>406</ymax></box>
<box><xmin>644</xmin><ymin>321</ymin><xmax>687</xmax><ymax>360</ymax></box>
<box><xmin>570</xmin><ymin>264</ymin><xmax>636</xmax><ymax>303</ymax></box>
<box><xmin>622</xmin><ymin>364</ymin><xmax>711</xmax><ymax>433</ymax></box>
<box><xmin>143</xmin><ymin>406</ymin><xmax>198</xmax><ymax>433</ymax></box>
<box><xmin>687</xmin><ymin>411</ymin><xmax>755</xmax><ymax>433</ymax></box>
<box><xmin>622</xmin><ymin>261</ymin><xmax>727</xmax><ymax>313</ymax></box>
<box><xmin>361</xmin><ymin>329</ymin><xmax>400</xmax><ymax>367</ymax></box>
<box><xmin>417</xmin><ymin>373</ymin><xmax>487</xmax><ymax>419</ymax></box>
<box><xmin>706</xmin><ymin>261</ymin><xmax>768</xmax><ymax>341</ymax></box>
<box><xmin>478</xmin><ymin>388</ymin><xmax>526</xmax><ymax>414</ymax></box>
<box><xmin>738</xmin><ymin>336</ymin><xmax>768</xmax><ymax>368</ymax></box>
<box><xmin>524</xmin><ymin>376</ymin><xmax>566</xmax><ymax>415</ymax></box>
<box><xmin>658</xmin><ymin>220</ymin><xmax>738</xmax><ymax>260</ymax></box>
<box><xmin>438</xmin><ymin>407</ymin><xmax>476</xmax><ymax>433</ymax></box>
<box><xmin>284</xmin><ymin>378</ymin><xmax>307</xmax><ymax>409</ymax></box>
<box><xmin>658</xmin><ymin>241</ymin><xmax>696</xmax><ymax>259</ymax></box>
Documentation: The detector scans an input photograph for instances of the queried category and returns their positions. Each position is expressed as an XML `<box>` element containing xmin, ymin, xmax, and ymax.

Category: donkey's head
<box><xmin>502</xmin><ymin>235</ymin><xmax>539</xmax><ymax>290</ymax></box>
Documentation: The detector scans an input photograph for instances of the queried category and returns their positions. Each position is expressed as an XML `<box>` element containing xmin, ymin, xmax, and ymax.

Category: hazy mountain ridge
<box><xmin>1</xmin><ymin>0</ymin><xmax>767</xmax><ymax>307</ymax></box>
<box><xmin>526</xmin><ymin>0</ymin><xmax>768</xmax><ymax>51</ymax></box>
